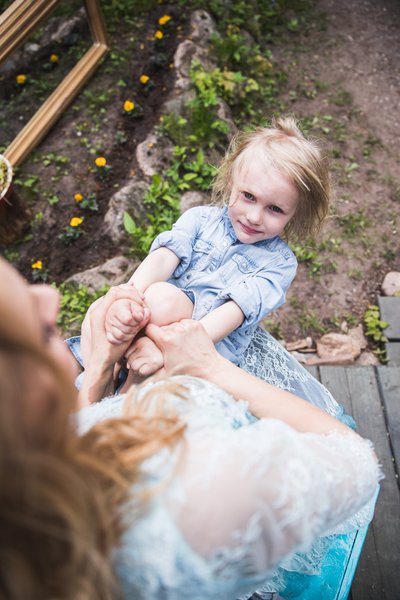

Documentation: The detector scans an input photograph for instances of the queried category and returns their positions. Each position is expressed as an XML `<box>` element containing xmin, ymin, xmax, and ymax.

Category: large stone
<box><xmin>382</xmin><ymin>271</ymin><xmax>400</xmax><ymax>296</ymax></box>
<box><xmin>306</xmin><ymin>353</ymin><xmax>355</xmax><ymax>366</ymax></box>
<box><xmin>348</xmin><ymin>324</ymin><xmax>368</xmax><ymax>350</ymax></box>
<box><xmin>189</xmin><ymin>10</ymin><xmax>217</xmax><ymax>44</ymax></box>
<box><xmin>180</xmin><ymin>190</ymin><xmax>210</xmax><ymax>213</ymax></box>
<box><xmin>355</xmin><ymin>352</ymin><xmax>380</xmax><ymax>366</ymax></box>
<box><xmin>66</xmin><ymin>256</ymin><xmax>138</xmax><ymax>292</ymax></box>
<box><xmin>316</xmin><ymin>332</ymin><xmax>362</xmax><ymax>361</ymax></box>
<box><xmin>136</xmin><ymin>132</ymin><xmax>174</xmax><ymax>178</ymax></box>
<box><xmin>103</xmin><ymin>179</ymin><xmax>148</xmax><ymax>243</ymax></box>
<box><xmin>174</xmin><ymin>40</ymin><xmax>212</xmax><ymax>90</ymax></box>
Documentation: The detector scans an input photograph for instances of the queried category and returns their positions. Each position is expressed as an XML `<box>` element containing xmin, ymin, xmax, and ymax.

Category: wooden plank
<box><xmin>386</xmin><ymin>342</ymin><xmax>400</xmax><ymax>366</ymax></box>
<box><xmin>346</xmin><ymin>367</ymin><xmax>400</xmax><ymax>600</ymax></box>
<box><xmin>304</xmin><ymin>365</ymin><xmax>318</xmax><ymax>379</ymax></box>
<box><xmin>378</xmin><ymin>297</ymin><xmax>400</xmax><ymax>341</ymax></box>
<box><xmin>377</xmin><ymin>366</ymin><xmax>400</xmax><ymax>483</ymax></box>
<box><xmin>319</xmin><ymin>366</ymin><xmax>353</xmax><ymax>418</ymax></box>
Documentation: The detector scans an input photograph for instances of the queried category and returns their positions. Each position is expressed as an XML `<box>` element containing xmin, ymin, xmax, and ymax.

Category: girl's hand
<box><xmin>145</xmin><ymin>320</ymin><xmax>225</xmax><ymax>379</ymax></box>
<box><xmin>89</xmin><ymin>285</ymin><xmax>149</xmax><ymax>365</ymax></box>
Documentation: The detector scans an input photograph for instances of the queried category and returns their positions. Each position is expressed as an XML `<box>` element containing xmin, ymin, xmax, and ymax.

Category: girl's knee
<box><xmin>145</xmin><ymin>282</ymin><xmax>193</xmax><ymax>325</ymax></box>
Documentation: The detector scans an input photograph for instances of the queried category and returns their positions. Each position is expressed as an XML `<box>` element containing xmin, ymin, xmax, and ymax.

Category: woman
<box><xmin>0</xmin><ymin>257</ymin><xmax>380</xmax><ymax>599</ymax></box>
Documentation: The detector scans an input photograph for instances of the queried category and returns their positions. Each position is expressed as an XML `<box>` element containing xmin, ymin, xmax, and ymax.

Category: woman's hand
<box><xmin>79</xmin><ymin>285</ymin><xmax>149</xmax><ymax>406</ymax></box>
<box><xmin>145</xmin><ymin>319</ymin><xmax>225</xmax><ymax>378</ymax></box>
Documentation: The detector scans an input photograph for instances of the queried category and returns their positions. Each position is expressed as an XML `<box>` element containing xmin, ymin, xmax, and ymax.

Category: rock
<box><xmin>66</xmin><ymin>256</ymin><xmax>138</xmax><ymax>292</ymax></box>
<box><xmin>189</xmin><ymin>10</ymin><xmax>217</xmax><ymax>44</ymax></box>
<box><xmin>382</xmin><ymin>271</ymin><xmax>400</xmax><ymax>296</ymax></box>
<box><xmin>289</xmin><ymin>351</ymin><xmax>310</xmax><ymax>365</ymax></box>
<box><xmin>180</xmin><ymin>190</ymin><xmax>210</xmax><ymax>213</ymax></box>
<box><xmin>306</xmin><ymin>353</ymin><xmax>355</xmax><ymax>366</ymax></box>
<box><xmin>355</xmin><ymin>352</ymin><xmax>380</xmax><ymax>366</ymax></box>
<box><xmin>316</xmin><ymin>332</ymin><xmax>362</xmax><ymax>361</ymax></box>
<box><xmin>161</xmin><ymin>90</ymin><xmax>195</xmax><ymax>117</ymax></box>
<box><xmin>286</xmin><ymin>337</ymin><xmax>314</xmax><ymax>352</ymax></box>
<box><xmin>40</xmin><ymin>9</ymin><xmax>86</xmax><ymax>46</ymax></box>
<box><xmin>348</xmin><ymin>324</ymin><xmax>368</xmax><ymax>350</ymax></box>
<box><xmin>103</xmin><ymin>179</ymin><xmax>148</xmax><ymax>243</ymax></box>
<box><xmin>136</xmin><ymin>132</ymin><xmax>174</xmax><ymax>178</ymax></box>
<box><xmin>174</xmin><ymin>40</ymin><xmax>213</xmax><ymax>90</ymax></box>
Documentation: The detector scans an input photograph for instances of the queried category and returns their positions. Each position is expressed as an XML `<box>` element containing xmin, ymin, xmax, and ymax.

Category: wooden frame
<box><xmin>0</xmin><ymin>0</ymin><xmax>108</xmax><ymax>166</ymax></box>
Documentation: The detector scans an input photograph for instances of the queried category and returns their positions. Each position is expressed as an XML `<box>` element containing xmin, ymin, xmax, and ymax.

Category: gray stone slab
<box><xmin>386</xmin><ymin>342</ymin><xmax>400</xmax><ymax>366</ymax></box>
<box><xmin>378</xmin><ymin>296</ymin><xmax>400</xmax><ymax>340</ymax></box>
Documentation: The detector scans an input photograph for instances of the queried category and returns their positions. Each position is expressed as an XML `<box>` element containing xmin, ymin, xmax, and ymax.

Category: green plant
<box><xmin>58</xmin><ymin>217</ymin><xmax>84</xmax><ymax>244</ymax></box>
<box><xmin>363</xmin><ymin>305</ymin><xmax>388</xmax><ymax>344</ymax></box>
<box><xmin>74</xmin><ymin>192</ymin><xmax>98</xmax><ymax>211</ymax></box>
<box><xmin>290</xmin><ymin>241</ymin><xmax>323</xmax><ymax>277</ymax></box>
<box><xmin>124</xmin><ymin>174</ymin><xmax>181</xmax><ymax>257</ymax></box>
<box><xmin>263</xmin><ymin>318</ymin><xmax>283</xmax><ymax>340</ymax></box>
<box><xmin>297</xmin><ymin>309</ymin><xmax>327</xmax><ymax>335</ymax></box>
<box><xmin>337</xmin><ymin>210</ymin><xmax>370</xmax><ymax>236</ymax></box>
<box><xmin>56</xmin><ymin>283</ymin><xmax>109</xmax><ymax>336</ymax></box>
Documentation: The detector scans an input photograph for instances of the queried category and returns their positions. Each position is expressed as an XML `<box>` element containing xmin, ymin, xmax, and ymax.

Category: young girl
<box><xmin>82</xmin><ymin>116</ymin><xmax>330</xmax><ymax>383</ymax></box>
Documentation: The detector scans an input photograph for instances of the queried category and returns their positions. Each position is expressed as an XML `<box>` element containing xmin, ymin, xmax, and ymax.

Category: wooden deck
<box><xmin>308</xmin><ymin>365</ymin><xmax>400</xmax><ymax>600</ymax></box>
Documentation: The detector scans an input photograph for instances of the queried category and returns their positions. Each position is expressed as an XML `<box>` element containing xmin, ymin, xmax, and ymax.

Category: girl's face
<box><xmin>228</xmin><ymin>153</ymin><xmax>299</xmax><ymax>244</ymax></box>
<box><xmin>0</xmin><ymin>259</ymin><xmax>78</xmax><ymax>424</ymax></box>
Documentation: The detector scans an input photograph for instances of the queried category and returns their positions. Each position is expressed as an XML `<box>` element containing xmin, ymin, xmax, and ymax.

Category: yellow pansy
<box><xmin>70</xmin><ymin>217</ymin><xmax>83</xmax><ymax>227</ymax></box>
<box><xmin>95</xmin><ymin>156</ymin><xmax>107</xmax><ymax>167</ymax></box>
<box><xmin>123</xmin><ymin>99</ymin><xmax>135</xmax><ymax>112</ymax></box>
<box><xmin>16</xmin><ymin>74</ymin><xmax>26</xmax><ymax>85</ymax></box>
<box><xmin>140</xmin><ymin>74</ymin><xmax>150</xmax><ymax>84</ymax></box>
<box><xmin>74</xmin><ymin>193</ymin><xmax>83</xmax><ymax>202</ymax></box>
<box><xmin>50</xmin><ymin>54</ymin><xmax>59</xmax><ymax>63</ymax></box>
<box><xmin>155</xmin><ymin>30</ymin><xmax>163</xmax><ymax>40</ymax></box>
<box><xmin>31</xmin><ymin>260</ymin><xmax>43</xmax><ymax>270</ymax></box>
<box><xmin>158</xmin><ymin>15</ymin><xmax>171</xmax><ymax>25</ymax></box>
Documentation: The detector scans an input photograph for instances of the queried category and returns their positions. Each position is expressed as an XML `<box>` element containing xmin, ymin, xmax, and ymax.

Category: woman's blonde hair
<box><xmin>0</xmin><ymin>265</ymin><xmax>186</xmax><ymax>599</ymax></box>
<box><xmin>212</xmin><ymin>116</ymin><xmax>331</xmax><ymax>241</ymax></box>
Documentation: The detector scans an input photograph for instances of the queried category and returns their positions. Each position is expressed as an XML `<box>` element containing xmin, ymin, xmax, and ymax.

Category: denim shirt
<box><xmin>150</xmin><ymin>206</ymin><xmax>297</xmax><ymax>364</ymax></box>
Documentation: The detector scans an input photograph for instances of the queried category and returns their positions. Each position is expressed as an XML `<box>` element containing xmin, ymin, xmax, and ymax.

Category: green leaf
<box><xmin>123</xmin><ymin>211</ymin><xmax>137</xmax><ymax>234</ymax></box>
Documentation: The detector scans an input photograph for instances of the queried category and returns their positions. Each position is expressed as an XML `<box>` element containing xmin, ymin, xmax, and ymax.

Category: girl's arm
<box><xmin>128</xmin><ymin>247</ymin><xmax>181</xmax><ymax>292</ymax></box>
<box><xmin>199</xmin><ymin>300</ymin><xmax>245</xmax><ymax>343</ymax></box>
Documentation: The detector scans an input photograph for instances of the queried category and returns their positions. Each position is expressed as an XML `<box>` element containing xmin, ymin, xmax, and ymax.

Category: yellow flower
<box><xmin>95</xmin><ymin>156</ymin><xmax>107</xmax><ymax>167</ymax></box>
<box><xmin>32</xmin><ymin>260</ymin><xmax>43</xmax><ymax>270</ymax></box>
<box><xmin>123</xmin><ymin>99</ymin><xmax>135</xmax><ymax>112</ymax></box>
<box><xmin>16</xmin><ymin>74</ymin><xmax>26</xmax><ymax>85</ymax></box>
<box><xmin>74</xmin><ymin>193</ymin><xmax>83</xmax><ymax>202</ymax></box>
<box><xmin>140</xmin><ymin>74</ymin><xmax>150</xmax><ymax>84</ymax></box>
<box><xmin>70</xmin><ymin>217</ymin><xmax>83</xmax><ymax>227</ymax></box>
<box><xmin>158</xmin><ymin>15</ymin><xmax>171</xmax><ymax>25</ymax></box>
<box><xmin>155</xmin><ymin>30</ymin><xmax>163</xmax><ymax>40</ymax></box>
<box><xmin>50</xmin><ymin>54</ymin><xmax>59</xmax><ymax>63</ymax></box>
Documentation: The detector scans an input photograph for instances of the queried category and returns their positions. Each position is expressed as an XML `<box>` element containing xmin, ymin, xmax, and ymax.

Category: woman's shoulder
<box><xmin>75</xmin><ymin>375</ymin><xmax>253</xmax><ymax>435</ymax></box>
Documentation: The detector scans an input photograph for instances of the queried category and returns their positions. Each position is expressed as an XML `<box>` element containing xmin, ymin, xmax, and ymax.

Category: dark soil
<box><xmin>1</xmin><ymin>3</ymin><xmax>186</xmax><ymax>279</ymax></box>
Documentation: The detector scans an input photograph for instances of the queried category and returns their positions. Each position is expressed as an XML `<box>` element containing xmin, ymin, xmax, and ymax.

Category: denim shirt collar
<box><xmin>222</xmin><ymin>205</ymin><xmax>238</xmax><ymax>242</ymax></box>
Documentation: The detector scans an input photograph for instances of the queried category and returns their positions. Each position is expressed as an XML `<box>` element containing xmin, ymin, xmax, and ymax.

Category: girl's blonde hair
<box><xmin>0</xmin><ymin>266</ymin><xmax>186</xmax><ymax>599</ymax></box>
<box><xmin>212</xmin><ymin>116</ymin><xmax>331</xmax><ymax>241</ymax></box>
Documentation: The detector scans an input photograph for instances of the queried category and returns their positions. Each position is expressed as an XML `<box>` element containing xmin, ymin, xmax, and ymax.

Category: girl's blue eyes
<box><xmin>242</xmin><ymin>192</ymin><xmax>284</xmax><ymax>214</ymax></box>
<box><xmin>243</xmin><ymin>191</ymin><xmax>254</xmax><ymax>201</ymax></box>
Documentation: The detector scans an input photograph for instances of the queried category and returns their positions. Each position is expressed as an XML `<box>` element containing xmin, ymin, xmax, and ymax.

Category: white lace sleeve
<box><xmin>171</xmin><ymin>420</ymin><xmax>381</xmax><ymax>577</ymax></box>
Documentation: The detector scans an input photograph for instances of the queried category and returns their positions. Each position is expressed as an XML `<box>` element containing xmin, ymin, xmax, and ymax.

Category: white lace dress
<box><xmin>77</xmin><ymin>375</ymin><xmax>381</xmax><ymax>600</ymax></box>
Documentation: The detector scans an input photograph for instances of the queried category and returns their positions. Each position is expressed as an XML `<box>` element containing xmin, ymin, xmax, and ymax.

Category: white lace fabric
<box><xmin>78</xmin><ymin>375</ymin><xmax>381</xmax><ymax>600</ymax></box>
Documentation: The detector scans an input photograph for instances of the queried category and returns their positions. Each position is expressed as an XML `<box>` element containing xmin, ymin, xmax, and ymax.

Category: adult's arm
<box><xmin>146</xmin><ymin>320</ymin><xmax>351</xmax><ymax>435</ymax></box>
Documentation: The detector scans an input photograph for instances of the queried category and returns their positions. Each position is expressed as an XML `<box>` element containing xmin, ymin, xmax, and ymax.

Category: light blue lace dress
<box><xmin>76</xmin><ymin>335</ymin><xmax>381</xmax><ymax>599</ymax></box>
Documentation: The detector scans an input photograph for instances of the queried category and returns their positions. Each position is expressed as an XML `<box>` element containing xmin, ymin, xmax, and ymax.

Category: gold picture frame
<box><xmin>0</xmin><ymin>0</ymin><xmax>108</xmax><ymax>166</ymax></box>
